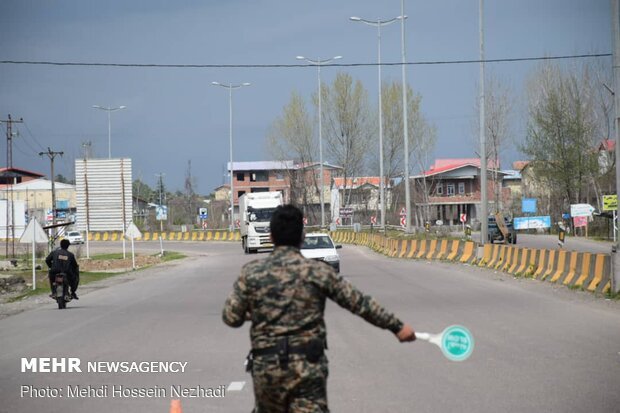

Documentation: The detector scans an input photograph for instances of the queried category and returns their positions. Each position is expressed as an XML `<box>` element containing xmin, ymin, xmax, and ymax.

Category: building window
<box><xmin>251</xmin><ymin>188</ymin><xmax>269</xmax><ymax>193</ymax></box>
<box><xmin>236</xmin><ymin>172</ymin><xmax>245</xmax><ymax>181</ymax></box>
<box><xmin>447</xmin><ymin>183</ymin><xmax>455</xmax><ymax>196</ymax></box>
<box><xmin>436</xmin><ymin>183</ymin><xmax>443</xmax><ymax>195</ymax></box>
<box><xmin>250</xmin><ymin>171</ymin><xmax>269</xmax><ymax>182</ymax></box>
<box><xmin>275</xmin><ymin>171</ymin><xmax>284</xmax><ymax>180</ymax></box>
<box><xmin>237</xmin><ymin>190</ymin><xmax>246</xmax><ymax>198</ymax></box>
<box><xmin>458</xmin><ymin>182</ymin><xmax>465</xmax><ymax>195</ymax></box>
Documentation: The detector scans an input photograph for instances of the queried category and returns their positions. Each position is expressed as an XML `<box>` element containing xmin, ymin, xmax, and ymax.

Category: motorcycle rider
<box><xmin>46</xmin><ymin>239</ymin><xmax>80</xmax><ymax>300</ymax></box>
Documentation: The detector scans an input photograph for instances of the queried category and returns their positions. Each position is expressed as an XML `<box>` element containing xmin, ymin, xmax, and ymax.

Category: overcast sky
<box><xmin>0</xmin><ymin>0</ymin><xmax>611</xmax><ymax>195</ymax></box>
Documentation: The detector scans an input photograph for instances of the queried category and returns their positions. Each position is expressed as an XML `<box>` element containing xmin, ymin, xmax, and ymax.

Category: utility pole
<box><xmin>155</xmin><ymin>173</ymin><xmax>166</xmax><ymax>233</ymax></box>
<box><xmin>1</xmin><ymin>115</ymin><xmax>23</xmax><ymax>257</ymax></box>
<box><xmin>479</xmin><ymin>0</ymin><xmax>489</xmax><ymax>246</ymax></box>
<box><xmin>611</xmin><ymin>0</ymin><xmax>620</xmax><ymax>292</ymax></box>
<box><xmin>39</xmin><ymin>148</ymin><xmax>64</xmax><ymax>245</ymax></box>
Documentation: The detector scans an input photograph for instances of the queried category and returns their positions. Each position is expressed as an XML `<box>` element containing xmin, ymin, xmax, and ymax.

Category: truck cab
<box><xmin>488</xmin><ymin>214</ymin><xmax>517</xmax><ymax>244</ymax></box>
<box><xmin>239</xmin><ymin>192</ymin><xmax>283</xmax><ymax>253</ymax></box>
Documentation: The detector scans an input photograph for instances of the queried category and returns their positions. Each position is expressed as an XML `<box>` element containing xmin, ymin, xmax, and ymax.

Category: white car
<box><xmin>300</xmin><ymin>233</ymin><xmax>341</xmax><ymax>273</ymax></box>
<box><xmin>65</xmin><ymin>231</ymin><xmax>84</xmax><ymax>245</ymax></box>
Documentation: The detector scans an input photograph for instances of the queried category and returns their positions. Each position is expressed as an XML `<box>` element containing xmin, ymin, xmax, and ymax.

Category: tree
<box><xmin>520</xmin><ymin>62</ymin><xmax>600</xmax><ymax>216</ymax></box>
<box><xmin>133</xmin><ymin>179</ymin><xmax>153</xmax><ymax>202</ymax></box>
<box><xmin>473</xmin><ymin>74</ymin><xmax>513</xmax><ymax>212</ymax></box>
<box><xmin>266</xmin><ymin>91</ymin><xmax>319</xmax><ymax>222</ymax></box>
<box><xmin>379</xmin><ymin>80</ymin><xmax>436</xmax><ymax>223</ymax></box>
<box><xmin>321</xmin><ymin>72</ymin><xmax>374</xmax><ymax>206</ymax></box>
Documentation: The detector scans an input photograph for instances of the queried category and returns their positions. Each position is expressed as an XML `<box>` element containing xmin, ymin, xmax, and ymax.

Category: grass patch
<box><xmin>158</xmin><ymin>251</ymin><xmax>186</xmax><ymax>262</ymax></box>
<box><xmin>90</xmin><ymin>252</ymin><xmax>125</xmax><ymax>260</ymax></box>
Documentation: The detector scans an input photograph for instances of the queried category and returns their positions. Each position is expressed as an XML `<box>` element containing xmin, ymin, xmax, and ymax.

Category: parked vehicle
<box><xmin>488</xmin><ymin>214</ymin><xmax>517</xmax><ymax>244</ymax></box>
<box><xmin>300</xmin><ymin>233</ymin><xmax>342</xmax><ymax>273</ymax></box>
<box><xmin>65</xmin><ymin>231</ymin><xmax>84</xmax><ymax>244</ymax></box>
<box><xmin>239</xmin><ymin>192</ymin><xmax>283</xmax><ymax>254</ymax></box>
<box><xmin>53</xmin><ymin>272</ymin><xmax>71</xmax><ymax>309</ymax></box>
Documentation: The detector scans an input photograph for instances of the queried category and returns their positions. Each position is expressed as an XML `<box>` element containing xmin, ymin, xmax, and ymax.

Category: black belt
<box><xmin>251</xmin><ymin>337</ymin><xmax>325</xmax><ymax>369</ymax></box>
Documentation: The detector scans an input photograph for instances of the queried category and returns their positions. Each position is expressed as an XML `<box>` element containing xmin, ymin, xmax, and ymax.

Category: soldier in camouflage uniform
<box><xmin>223</xmin><ymin>205</ymin><xmax>416</xmax><ymax>413</ymax></box>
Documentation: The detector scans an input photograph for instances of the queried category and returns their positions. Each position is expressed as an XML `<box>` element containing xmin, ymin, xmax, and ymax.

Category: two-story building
<box><xmin>410</xmin><ymin>158</ymin><xmax>505</xmax><ymax>226</ymax></box>
<box><xmin>226</xmin><ymin>161</ymin><xmax>342</xmax><ymax>224</ymax></box>
<box><xmin>331</xmin><ymin>176</ymin><xmax>391</xmax><ymax>216</ymax></box>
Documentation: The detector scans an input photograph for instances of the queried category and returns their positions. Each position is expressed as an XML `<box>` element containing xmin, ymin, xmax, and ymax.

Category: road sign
<box><xmin>460</xmin><ymin>213</ymin><xmax>467</xmax><ymax>223</ymax></box>
<box><xmin>340</xmin><ymin>207</ymin><xmax>353</xmax><ymax>218</ymax></box>
<box><xmin>416</xmin><ymin>325</ymin><xmax>474</xmax><ymax>362</ymax></box>
<box><xmin>522</xmin><ymin>198</ymin><xmax>537</xmax><ymax>213</ymax></box>
<box><xmin>199</xmin><ymin>207</ymin><xmax>208</xmax><ymax>219</ymax></box>
<box><xmin>603</xmin><ymin>195</ymin><xmax>618</xmax><ymax>212</ymax></box>
<box><xmin>399</xmin><ymin>207</ymin><xmax>406</xmax><ymax>217</ymax></box>
<box><xmin>370</xmin><ymin>216</ymin><xmax>377</xmax><ymax>225</ymax></box>
<box><xmin>513</xmin><ymin>216</ymin><xmax>551</xmax><ymax>230</ymax></box>
<box><xmin>400</xmin><ymin>216</ymin><xmax>406</xmax><ymax>228</ymax></box>
<box><xmin>156</xmin><ymin>205</ymin><xmax>168</xmax><ymax>221</ymax></box>
<box><xmin>573</xmin><ymin>216</ymin><xmax>587</xmax><ymax>228</ymax></box>
<box><xmin>570</xmin><ymin>203</ymin><xmax>595</xmax><ymax>218</ymax></box>
<box><xmin>125</xmin><ymin>222</ymin><xmax>142</xmax><ymax>240</ymax></box>
<box><xmin>19</xmin><ymin>218</ymin><xmax>48</xmax><ymax>244</ymax></box>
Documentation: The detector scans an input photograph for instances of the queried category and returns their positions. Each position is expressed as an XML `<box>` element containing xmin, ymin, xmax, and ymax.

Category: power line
<box><xmin>0</xmin><ymin>53</ymin><xmax>611</xmax><ymax>69</ymax></box>
<box><xmin>21</xmin><ymin>122</ymin><xmax>46</xmax><ymax>151</ymax></box>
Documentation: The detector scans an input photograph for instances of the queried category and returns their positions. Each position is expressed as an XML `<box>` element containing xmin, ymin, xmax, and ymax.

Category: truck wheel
<box><xmin>243</xmin><ymin>238</ymin><xmax>249</xmax><ymax>254</ymax></box>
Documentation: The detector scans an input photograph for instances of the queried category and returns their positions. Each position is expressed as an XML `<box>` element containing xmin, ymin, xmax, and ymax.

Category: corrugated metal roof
<box><xmin>9</xmin><ymin>178</ymin><xmax>74</xmax><ymax>191</ymax></box>
<box><xmin>75</xmin><ymin>159</ymin><xmax>133</xmax><ymax>231</ymax></box>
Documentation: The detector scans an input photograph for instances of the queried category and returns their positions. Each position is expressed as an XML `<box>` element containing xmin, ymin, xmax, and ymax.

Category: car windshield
<box><xmin>68</xmin><ymin>232</ymin><xmax>80</xmax><ymax>236</ymax></box>
<box><xmin>248</xmin><ymin>208</ymin><xmax>276</xmax><ymax>222</ymax></box>
<box><xmin>301</xmin><ymin>236</ymin><xmax>334</xmax><ymax>249</ymax></box>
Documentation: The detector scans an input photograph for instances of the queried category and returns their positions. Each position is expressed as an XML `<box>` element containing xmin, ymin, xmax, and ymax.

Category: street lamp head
<box><xmin>350</xmin><ymin>16</ymin><xmax>361</xmax><ymax>21</ymax></box>
<box><xmin>242</xmin><ymin>82</ymin><xmax>251</xmax><ymax>86</ymax></box>
<box><xmin>397</xmin><ymin>15</ymin><xmax>408</xmax><ymax>20</ymax></box>
<box><xmin>333</xmin><ymin>56</ymin><xmax>342</xmax><ymax>60</ymax></box>
<box><xmin>296</xmin><ymin>56</ymin><xmax>306</xmax><ymax>60</ymax></box>
<box><xmin>119</xmin><ymin>105</ymin><xmax>127</xmax><ymax>109</ymax></box>
<box><xmin>92</xmin><ymin>105</ymin><xmax>102</xmax><ymax>109</ymax></box>
<box><xmin>211</xmin><ymin>81</ymin><xmax>221</xmax><ymax>86</ymax></box>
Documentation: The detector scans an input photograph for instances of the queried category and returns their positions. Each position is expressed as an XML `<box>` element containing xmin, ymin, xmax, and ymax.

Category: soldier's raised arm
<box><xmin>312</xmin><ymin>266</ymin><xmax>415</xmax><ymax>342</ymax></box>
<box><xmin>222</xmin><ymin>274</ymin><xmax>249</xmax><ymax>328</ymax></box>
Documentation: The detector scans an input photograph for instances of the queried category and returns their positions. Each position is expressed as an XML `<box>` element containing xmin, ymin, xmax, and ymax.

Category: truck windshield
<box><xmin>248</xmin><ymin>208</ymin><xmax>276</xmax><ymax>222</ymax></box>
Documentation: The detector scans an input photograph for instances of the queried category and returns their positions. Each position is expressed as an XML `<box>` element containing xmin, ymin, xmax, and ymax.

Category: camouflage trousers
<box><xmin>251</xmin><ymin>355</ymin><xmax>329</xmax><ymax>413</ymax></box>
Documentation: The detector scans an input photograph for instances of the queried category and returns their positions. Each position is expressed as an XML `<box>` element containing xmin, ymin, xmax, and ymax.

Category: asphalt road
<box><xmin>1</xmin><ymin>241</ymin><xmax>619</xmax><ymax>413</ymax></box>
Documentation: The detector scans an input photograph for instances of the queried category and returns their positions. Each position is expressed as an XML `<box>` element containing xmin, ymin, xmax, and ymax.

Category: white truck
<box><xmin>239</xmin><ymin>191</ymin><xmax>283</xmax><ymax>254</ymax></box>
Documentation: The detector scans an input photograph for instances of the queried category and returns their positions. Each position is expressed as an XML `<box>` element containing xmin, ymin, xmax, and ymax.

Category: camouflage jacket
<box><xmin>222</xmin><ymin>246</ymin><xmax>403</xmax><ymax>349</ymax></box>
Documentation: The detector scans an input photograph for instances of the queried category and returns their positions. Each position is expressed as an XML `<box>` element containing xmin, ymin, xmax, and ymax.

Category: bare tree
<box><xmin>320</xmin><ymin>72</ymin><xmax>374</xmax><ymax>206</ymax></box>
<box><xmin>266</xmin><ymin>91</ymin><xmax>320</xmax><ymax>221</ymax></box>
<box><xmin>472</xmin><ymin>74</ymin><xmax>513</xmax><ymax>212</ymax></box>
<box><xmin>379</xmin><ymin>80</ymin><xmax>436</xmax><ymax>222</ymax></box>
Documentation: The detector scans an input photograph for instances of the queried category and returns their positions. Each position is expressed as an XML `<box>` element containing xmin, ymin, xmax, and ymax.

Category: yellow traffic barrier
<box><xmin>549</xmin><ymin>250</ymin><xmax>568</xmax><ymax>283</ymax></box>
<box><xmin>494</xmin><ymin>245</ymin><xmax>507</xmax><ymax>270</ymax></box>
<box><xmin>514</xmin><ymin>248</ymin><xmax>530</xmax><ymax>275</ymax></box>
<box><xmin>446</xmin><ymin>240</ymin><xmax>460</xmax><ymax>261</ymax></box>
<box><xmin>507</xmin><ymin>247</ymin><xmax>521</xmax><ymax>273</ymax></box>
<box><xmin>541</xmin><ymin>250</ymin><xmax>557</xmax><ymax>280</ymax></box>
<box><xmin>487</xmin><ymin>244</ymin><xmax>501</xmax><ymax>268</ymax></box>
<box><xmin>435</xmin><ymin>240</ymin><xmax>449</xmax><ymax>260</ymax></box>
<box><xmin>533</xmin><ymin>250</ymin><xmax>547</xmax><ymax>279</ymax></box>
<box><xmin>561</xmin><ymin>252</ymin><xmax>580</xmax><ymax>286</ymax></box>
<box><xmin>573</xmin><ymin>253</ymin><xmax>592</xmax><ymax>288</ymax></box>
<box><xmin>426</xmin><ymin>239</ymin><xmax>438</xmax><ymax>260</ymax></box>
<box><xmin>406</xmin><ymin>240</ymin><xmax>418</xmax><ymax>258</ymax></box>
<box><xmin>399</xmin><ymin>240</ymin><xmax>409</xmax><ymax>258</ymax></box>
<box><xmin>587</xmin><ymin>254</ymin><xmax>608</xmax><ymax>292</ymax></box>
<box><xmin>415</xmin><ymin>240</ymin><xmax>427</xmax><ymax>259</ymax></box>
<box><xmin>459</xmin><ymin>241</ymin><xmax>476</xmax><ymax>263</ymax></box>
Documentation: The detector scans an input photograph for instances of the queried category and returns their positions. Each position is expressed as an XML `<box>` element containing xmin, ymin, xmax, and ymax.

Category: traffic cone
<box><xmin>169</xmin><ymin>399</ymin><xmax>182</xmax><ymax>413</ymax></box>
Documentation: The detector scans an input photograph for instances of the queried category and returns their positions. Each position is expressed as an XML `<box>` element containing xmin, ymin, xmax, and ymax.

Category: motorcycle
<box><xmin>54</xmin><ymin>272</ymin><xmax>72</xmax><ymax>309</ymax></box>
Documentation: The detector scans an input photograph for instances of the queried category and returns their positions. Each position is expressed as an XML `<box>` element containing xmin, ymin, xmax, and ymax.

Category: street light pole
<box><xmin>611</xmin><ymin>0</ymin><xmax>620</xmax><ymax>292</ymax></box>
<box><xmin>212</xmin><ymin>81</ymin><xmax>251</xmax><ymax>232</ymax></box>
<box><xmin>92</xmin><ymin>105</ymin><xmax>126</xmax><ymax>159</ymax></box>
<box><xmin>350</xmin><ymin>15</ymin><xmax>404</xmax><ymax>231</ymax></box>
<box><xmin>296</xmin><ymin>55</ymin><xmax>342</xmax><ymax>228</ymax></box>
<box><xmin>479</xmin><ymin>0</ymin><xmax>489</xmax><ymax>245</ymax></box>
<box><xmin>400</xmin><ymin>0</ymin><xmax>412</xmax><ymax>233</ymax></box>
